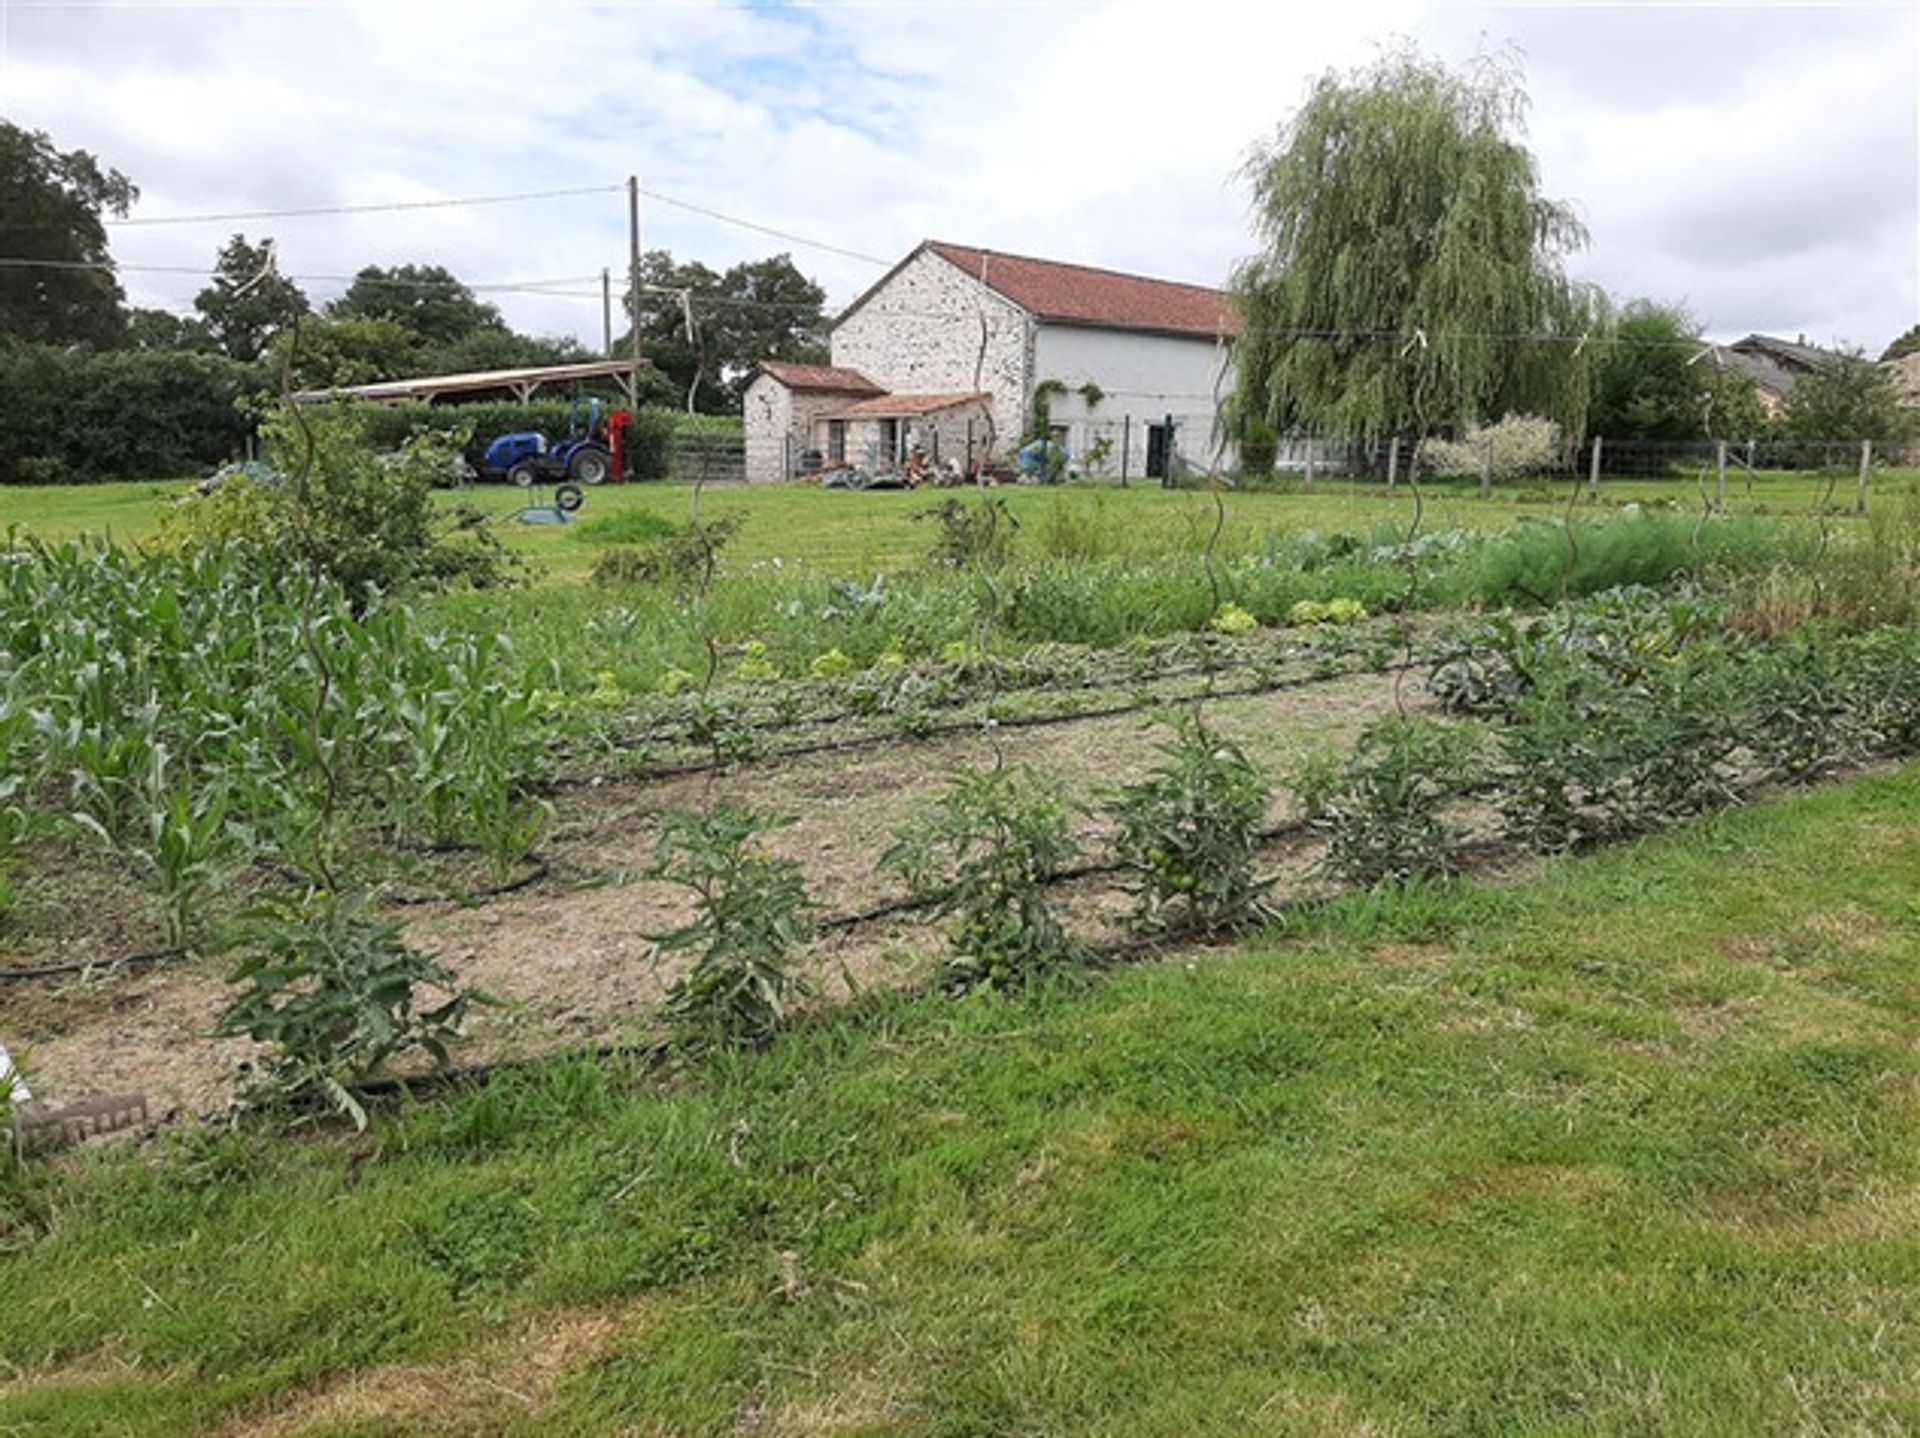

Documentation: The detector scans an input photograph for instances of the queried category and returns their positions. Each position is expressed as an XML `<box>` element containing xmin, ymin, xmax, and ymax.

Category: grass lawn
<box><xmin>3</xmin><ymin>470</ymin><xmax>1912</xmax><ymax>584</ymax></box>
<box><xmin>5</xmin><ymin>765</ymin><xmax>1918</xmax><ymax>1434</ymax></box>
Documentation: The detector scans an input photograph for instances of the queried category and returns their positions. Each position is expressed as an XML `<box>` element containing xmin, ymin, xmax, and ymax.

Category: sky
<box><xmin>2</xmin><ymin>0</ymin><xmax>1915</xmax><ymax>353</ymax></box>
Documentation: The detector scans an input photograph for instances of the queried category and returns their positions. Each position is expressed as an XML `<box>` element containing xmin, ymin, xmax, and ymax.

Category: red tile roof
<box><xmin>924</xmin><ymin>241</ymin><xmax>1238</xmax><ymax>339</ymax></box>
<box><xmin>827</xmin><ymin>392</ymin><xmax>989</xmax><ymax>419</ymax></box>
<box><xmin>754</xmin><ymin>361</ymin><xmax>885</xmax><ymax>394</ymax></box>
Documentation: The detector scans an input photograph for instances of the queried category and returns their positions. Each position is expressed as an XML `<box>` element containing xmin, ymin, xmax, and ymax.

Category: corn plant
<box><xmin>645</xmin><ymin>806</ymin><xmax>817</xmax><ymax>1047</ymax></box>
<box><xmin>1106</xmin><ymin>714</ymin><xmax>1272</xmax><ymax>933</ymax></box>
<box><xmin>215</xmin><ymin>889</ymin><xmax>483</xmax><ymax>1129</ymax></box>
<box><xmin>1294</xmin><ymin>717</ymin><xmax>1484</xmax><ymax>887</ymax></box>
<box><xmin>885</xmin><ymin>766</ymin><xmax>1083</xmax><ymax>991</ymax></box>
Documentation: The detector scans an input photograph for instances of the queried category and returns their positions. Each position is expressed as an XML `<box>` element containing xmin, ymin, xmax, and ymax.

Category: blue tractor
<box><xmin>481</xmin><ymin>398</ymin><xmax>613</xmax><ymax>487</ymax></box>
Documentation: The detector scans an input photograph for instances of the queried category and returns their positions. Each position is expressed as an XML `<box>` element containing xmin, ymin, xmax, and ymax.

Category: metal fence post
<box><xmin>1856</xmin><ymin>439</ymin><xmax>1873</xmax><ymax>516</ymax></box>
<box><xmin>1121</xmin><ymin>415</ymin><xmax>1131</xmax><ymax>486</ymax></box>
<box><xmin>1715</xmin><ymin>439</ymin><xmax>1727</xmax><ymax>512</ymax></box>
<box><xmin>1588</xmin><ymin>436</ymin><xmax>1602</xmax><ymax>502</ymax></box>
<box><xmin>1480</xmin><ymin>437</ymin><xmax>1493</xmax><ymax>499</ymax></box>
<box><xmin>1386</xmin><ymin>435</ymin><xmax>1400</xmax><ymax>492</ymax></box>
<box><xmin>1304</xmin><ymin>437</ymin><xmax>1316</xmax><ymax>489</ymax></box>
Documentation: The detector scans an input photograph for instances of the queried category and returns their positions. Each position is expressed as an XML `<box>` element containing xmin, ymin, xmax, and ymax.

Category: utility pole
<box><xmin>627</xmin><ymin>175</ymin><xmax>642</xmax><ymax>408</ymax></box>
<box><xmin>601</xmin><ymin>267</ymin><xmax>612</xmax><ymax>359</ymax></box>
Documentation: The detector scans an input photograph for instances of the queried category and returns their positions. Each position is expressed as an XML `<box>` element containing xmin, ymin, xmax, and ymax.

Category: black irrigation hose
<box><xmin>385</xmin><ymin>854</ymin><xmax>553</xmax><ymax>908</ymax></box>
<box><xmin>558</xmin><ymin>654</ymin><xmax>1427</xmax><ymax>791</ymax></box>
<box><xmin>0</xmin><ymin>947</ymin><xmax>184</xmax><ymax>983</ymax></box>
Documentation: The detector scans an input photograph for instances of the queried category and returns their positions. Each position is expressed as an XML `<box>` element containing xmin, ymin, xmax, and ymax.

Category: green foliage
<box><xmin>0</xmin><ymin>538</ymin><xmax>545</xmax><ymax>935</ymax></box>
<box><xmin>1588</xmin><ymin>299</ymin><xmax>1714</xmax><ymax>441</ymax></box>
<box><xmin>329</xmin><ymin>262</ymin><xmax>504</xmax><ymax>346</ymax></box>
<box><xmin>1780</xmin><ymin>350</ymin><xmax>1915</xmax><ymax>444</ymax></box>
<box><xmin>1106</xmin><ymin>714</ymin><xmax>1272</xmax><ymax>932</ymax></box>
<box><xmin>920</xmin><ymin>496</ymin><xmax>1016</xmax><ymax>569</ymax></box>
<box><xmin>0</xmin><ymin>343</ymin><xmax>259</xmax><ymax>483</ymax></box>
<box><xmin>886</xmin><ymin>766</ymin><xmax>1083</xmax><ymax>990</ymax></box>
<box><xmin>1446</xmin><ymin>512</ymin><xmax>1792</xmax><ymax>608</ymax></box>
<box><xmin>0</xmin><ymin>119</ymin><xmax>136</xmax><ymax>347</ymax></box>
<box><xmin>1880</xmin><ymin>324</ymin><xmax>1920</xmax><ymax>363</ymax></box>
<box><xmin>193</xmin><ymin>233</ymin><xmax>310</xmax><ymax>362</ymax></box>
<box><xmin>1294</xmin><ymin>716</ymin><xmax>1482</xmax><ymax>886</ymax></box>
<box><xmin>1235</xmin><ymin>47</ymin><xmax>1597</xmax><ymax>441</ymax></box>
<box><xmin>215</xmin><ymin>889</ymin><xmax>482</xmax><ymax>1129</ymax></box>
<box><xmin>622</xmin><ymin>249</ymin><xmax>829</xmax><ymax>413</ymax></box>
<box><xmin>258</xmin><ymin>405</ymin><xmax>513</xmax><ymax>597</ymax></box>
<box><xmin>590</xmin><ymin>512</ymin><xmax>742</xmax><ymax>587</ymax></box>
<box><xmin>646</xmin><ymin>806</ymin><xmax>818</xmax><ymax>1047</ymax></box>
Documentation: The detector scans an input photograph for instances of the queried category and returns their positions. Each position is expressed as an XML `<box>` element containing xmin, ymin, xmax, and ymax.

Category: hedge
<box><xmin>0</xmin><ymin>343</ymin><xmax>262</xmax><ymax>484</ymax></box>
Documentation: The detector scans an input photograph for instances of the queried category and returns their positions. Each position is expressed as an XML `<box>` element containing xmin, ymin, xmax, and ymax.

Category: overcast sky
<box><xmin>2</xmin><ymin>0</ymin><xmax>1914</xmax><ymax>352</ymax></box>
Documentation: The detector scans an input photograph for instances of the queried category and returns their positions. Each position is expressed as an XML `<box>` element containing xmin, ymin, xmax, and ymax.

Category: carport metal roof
<box><xmin>291</xmin><ymin>358</ymin><xmax>643</xmax><ymax>406</ymax></box>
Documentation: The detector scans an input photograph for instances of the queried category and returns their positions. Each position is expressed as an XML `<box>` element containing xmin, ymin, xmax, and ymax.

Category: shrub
<box><xmin>216</xmin><ymin>889</ymin><xmax>484</xmax><ymax>1129</ymax></box>
<box><xmin>1294</xmin><ymin>717</ymin><xmax>1483</xmax><ymax>886</ymax></box>
<box><xmin>1423</xmin><ymin>413</ymin><xmax>1562</xmax><ymax>482</ymax></box>
<box><xmin>885</xmin><ymin>766</ymin><xmax>1083</xmax><ymax>991</ymax></box>
<box><xmin>920</xmin><ymin>497</ymin><xmax>1016</xmax><ymax>569</ymax></box>
<box><xmin>258</xmin><ymin>405</ymin><xmax>515</xmax><ymax>598</ymax></box>
<box><xmin>590</xmin><ymin>513</ymin><xmax>742</xmax><ymax>587</ymax></box>
<box><xmin>1106</xmin><ymin>714</ymin><xmax>1272</xmax><ymax>933</ymax></box>
<box><xmin>646</xmin><ymin>806</ymin><xmax>817</xmax><ymax>1047</ymax></box>
<box><xmin>0</xmin><ymin>343</ymin><xmax>261</xmax><ymax>483</ymax></box>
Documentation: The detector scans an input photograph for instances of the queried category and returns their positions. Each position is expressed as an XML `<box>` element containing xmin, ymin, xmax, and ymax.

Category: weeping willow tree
<box><xmin>1234</xmin><ymin>49</ymin><xmax>1602</xmax><ymax>444</ymax></box>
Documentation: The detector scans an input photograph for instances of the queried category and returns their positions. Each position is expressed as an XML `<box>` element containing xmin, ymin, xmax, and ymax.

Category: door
<box><xmin>1145</xmin><ymin>423</ymin><xmax>1170</xmax><ymax>480</ymax></box>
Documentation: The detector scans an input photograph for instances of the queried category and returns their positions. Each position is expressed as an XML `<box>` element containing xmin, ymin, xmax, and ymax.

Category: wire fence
<box><xmin>666</xmin><ymin>428</ymin><xmax>746</xmax><ymax>485</ymax></box>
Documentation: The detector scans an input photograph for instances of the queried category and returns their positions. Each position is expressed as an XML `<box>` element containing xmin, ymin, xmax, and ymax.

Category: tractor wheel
<box><xmin>507</xmin><ymin>460</ymin><xmax>540</xmax><ymax>488</ymax></box>
<box><xmin>569</xmin><ymin>447</ymin><xmax>610</xmax><ymax>485</ymax></box>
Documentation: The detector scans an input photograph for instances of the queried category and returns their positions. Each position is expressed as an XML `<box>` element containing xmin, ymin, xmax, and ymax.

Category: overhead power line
<box><xmin>101</xmin><ymin>184</ymin><xmax>624</xmax><ymax>228</ymax></box>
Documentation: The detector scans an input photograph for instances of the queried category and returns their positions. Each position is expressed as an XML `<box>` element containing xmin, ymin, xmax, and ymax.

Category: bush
<box><xmin>920</xmin><ymin>497</ymin><xmax>1017</xmax><ymax>569</ymax></box>
<box><xmin>646</xmin><ymin>806</ymin><xmax>817</xmax><ymax>1047</ymax></box>
<box><xmin>0</xmin><ymin>342</ymin><xmax>261</xmax><ymax>483</ymax></box>
<box><xmin>590</xmin><ymin>513</ymin><xmax>742</xmax><ymax>587</ymax></box>
<box><xmin>885</xmin><ymin>766</ymin><xmax>1083</xmax><ymax>990</ymax></box>
<box><xmin>1294</xmin><ymin>717</ymin><xmax>1483</xmax><ymax>886</ymax></box>
<box><xmin>258</xmin><ymin>405</ymin><xmax>514</xmax><ymax>598</ymax></box>
<box><xmin>1106</xmin><ymin>714</ymin><xmax>1272</xmax><ymax>933</ymax></box>
<box><xmin>1423</xmin><ymin>413</ymin><xmax>1562</xmax><ymax>482</ymax></box>
<box><xmin>216</xmin><ymin>889</ymin><xmax>484</xmax><ymax>1129</ymax></box>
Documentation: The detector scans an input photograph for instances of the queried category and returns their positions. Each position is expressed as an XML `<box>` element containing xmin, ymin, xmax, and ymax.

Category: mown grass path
<box><xmin>4</xmin><ymin>765</ymin><xmax>1917</xmax><ymax>1435</ymax></box>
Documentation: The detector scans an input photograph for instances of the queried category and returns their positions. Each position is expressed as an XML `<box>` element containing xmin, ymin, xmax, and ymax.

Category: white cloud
<box><xmin>1</xmin><ymin>0</ymin><xmax>1913</xmax><ymax>352</ymax></box>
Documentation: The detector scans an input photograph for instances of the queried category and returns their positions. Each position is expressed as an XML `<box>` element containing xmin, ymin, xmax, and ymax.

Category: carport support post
<box><xmin>1386</xmin><ymin>436</ymin><xmax>1400</xmax><ymax>492</ymax></box>
<box><xmin>1588</xmin><ymin>435</ymin><xmax>1603</xmax><ymax>503</ymax></box>
<box><xmin>1715</xmin><ymin>439</ymin><xmax>1727</xmax><ymax>512</ymax></box>
<box><xmin>1856</xmin><ymin>439</ymin><xmax>1873</xmax><ymax>516</ymax></box>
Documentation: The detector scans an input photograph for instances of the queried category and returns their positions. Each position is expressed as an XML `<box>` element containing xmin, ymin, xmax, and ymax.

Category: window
<box><xmin>827</xmin><ymin>420</ymin><xmax>846</xmax><ymax>464</ymax></box>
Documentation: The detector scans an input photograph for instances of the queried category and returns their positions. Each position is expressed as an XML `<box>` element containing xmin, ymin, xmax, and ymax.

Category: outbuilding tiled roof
<box><xmin>923</xmin><ymin>241</ymin><xmax>1237</xmax><ymax>339</ymax></box>
<box><xmin>754</xmin><ymin>361</ymin><xmax>885</xmax><ymax>395</ymax></box>
<box><xmin>826</xmin><ymin>392</ymin><xmax>989</xmax><ymax>419</ymax></box>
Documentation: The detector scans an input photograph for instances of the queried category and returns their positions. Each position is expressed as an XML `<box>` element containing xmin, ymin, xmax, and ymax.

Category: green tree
<box><xmin>1585</xmin><ymin>299</ymin><xmax>1771</xmax><ymax>441</ymax></box>
<box><xmin>619</xmin><ymin>249</ymin><xmax>827</xmax><ymax>413</ymax></box>
<box><xmin>194</xmin><ymin>233</ymin><xmax>310</xmax><ymax>362</ymax></box>
<box><xmin>1781</xmin><ymin>350</ymin><xmax>1914</xmax><ymax>443</ymax></box>
<box><xmin>330</xmin><ymin>263</ymin><xmax>505</xmax><ymax>346</ymax></box>
<box><xmin>0</xmin><ymin>120</ymin><xmax>137</xmax><ymax>346</ymax></box>
<box><xmin>266</xmin><ymin>314</ymin><xmax>420</xmax><ymax>391</ymax></box>
<box><xmin>1881</xmin><ymin>325</ymin><xmax>1920</xmax><ymax>363</ymax></box>
<box><xmin>125</xmin><ymin>307</ymin><xmax>216</xmax><ymax>353</ymax></box>
<box><xmin>1234</xmin><ymin>48</ymin><xmax>1598</xmax><ymax>443</ymax></box>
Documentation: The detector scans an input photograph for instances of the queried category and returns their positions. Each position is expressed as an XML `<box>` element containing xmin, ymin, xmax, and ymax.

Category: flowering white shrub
<box><xmin>1424</xmin><ymin>414</ymin><xmax>1562</xmax><ymax>482</ymax></box>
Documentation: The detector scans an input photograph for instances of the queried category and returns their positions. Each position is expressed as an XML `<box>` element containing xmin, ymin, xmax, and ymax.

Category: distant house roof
<box><xmin>1731</xmin><ymin>334</ymin><xmax>1844</xmax><ymax>373</ymax></box>
<box><xmin>752</xmin><ymin>361</ymin><xmax>885</xmax><ymax>395</ymax></box>
<box><xmin>835</xmin><ymin>240</ymin><xmax>1238</xmax><ymax>341</ymax></box>
<box><xmin>1710</xmin><ymin>334</ymin><xmax>1850</xmax><ymax>400</ymax></box>
<box><xmin>826</xmin><ymin>392</ymin><xmax>989</xmax><ymax>419</ymax></box>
